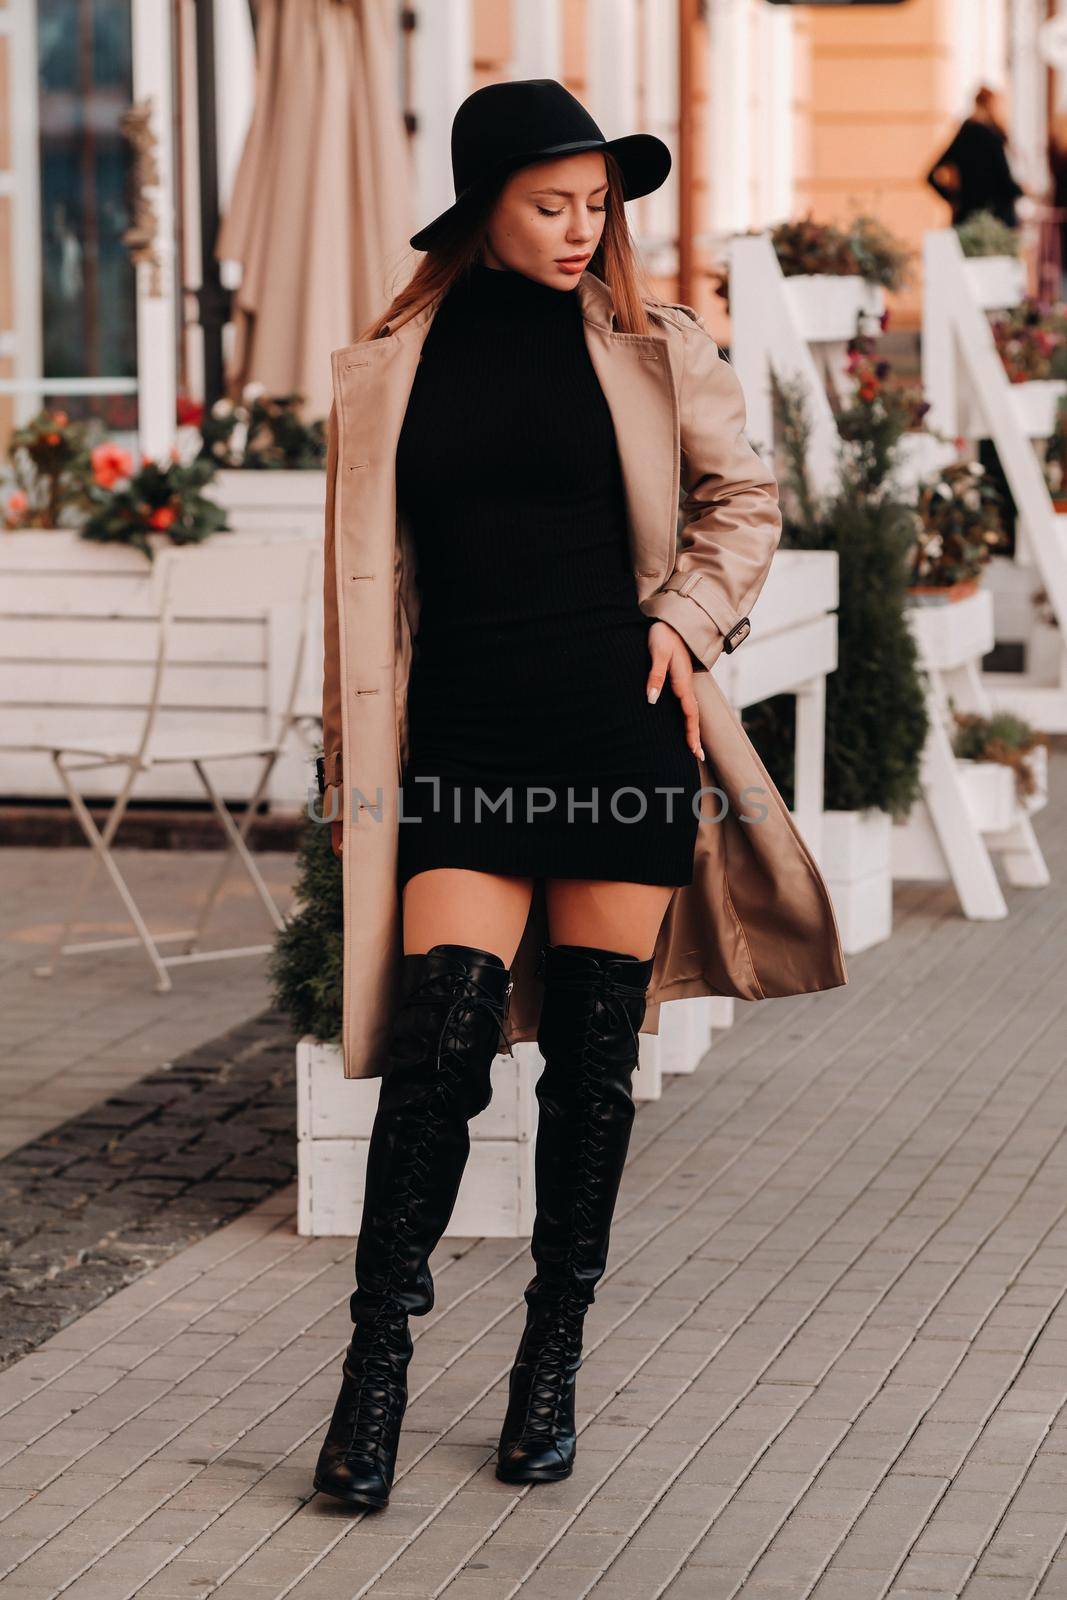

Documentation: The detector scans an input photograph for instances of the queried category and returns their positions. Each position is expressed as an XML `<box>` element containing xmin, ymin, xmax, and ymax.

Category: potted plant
<box><xmin>956</xmin><ymin>209</ymin><xmax>1027</xmax><ymax>310</ymax></box>
<box><xmin>906</xmin><ymin>459</ymin><xmax>1008</xmax><ymax>603</ymax></box>
<box><xmin>1</xmin><ymin>408</ymin><xmax>97</xmax><ymax>531</ymax></box>
<box><xmin>771</xmin><ymin>211</ymin><xmax>912</xmax><ymax>342</ymax></box>
<box><xmin>951</xmin><ymin>708</ymin><xmax>1049</xmax><ymax>830</ymax></box>
<box><xmin>2</xmin><ymin>405</ymin><xmax>230</xmax><ymax>560</ymax></box>
<box><xmin>989</xmin><ymin>297</ymin><xmax>1067</xmax><ymax>435</ymax></box>
<box><xmin>198</xmin><ymin>386</ymin><xmax>327</xmax><ymax>470</ymax></box>
<box><xmin>1043</xmin><ymin>396</ymin><xmax>1067</xmax><ymax>511</ymax></box>
<box><xmin>746</xmin><ymin>370</ymin><xmax>929</xmax><ymax>954</ymax></box>
<box><xmin>200</xmin><ymin>385</ymin><xmax>328</xmax><ymax>538</ymax></box>
<box><xmin>80</xmin><ymin>443</ymin><xmax>229</xmax><ymax>561</ymax></box>
<box><xmin>271</xmin><ymin>794</ymin><xmax>541</xmax><ymax>1239</ymax></box>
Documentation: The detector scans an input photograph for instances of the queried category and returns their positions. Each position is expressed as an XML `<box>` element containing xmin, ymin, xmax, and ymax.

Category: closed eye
<box><xmin>536</xmin><ymin>205</ymin><xmax>607</xmax><ymax>217</ymax></box>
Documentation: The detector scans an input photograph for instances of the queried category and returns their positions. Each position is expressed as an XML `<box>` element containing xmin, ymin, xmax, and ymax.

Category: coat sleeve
<box><xmin>321</xmin><ymin>398</ymin><xmax>344</xmax><ymax>814</ymax></box>
<box><xmin>639</xmin><ymin>307</ymin><xmax>782</xmax><ymax>670</ymax></box>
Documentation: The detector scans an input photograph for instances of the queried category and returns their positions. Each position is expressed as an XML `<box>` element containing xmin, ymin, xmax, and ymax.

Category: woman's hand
<box><xmin>331</xmin><ymin>818</ymin><xmax>343</xmax><ymax>859</ymax></box>
<box><xmin>646</xmin><ymin>620</ymin><xmax>705</xmax><ymax>763</ymax></box>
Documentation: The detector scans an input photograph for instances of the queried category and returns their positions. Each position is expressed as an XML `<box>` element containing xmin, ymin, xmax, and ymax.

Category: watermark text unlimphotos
<box><xmin>307</xmin><ymin>777</ymin><xmax>771</xmax><ymax>827</ymax></box>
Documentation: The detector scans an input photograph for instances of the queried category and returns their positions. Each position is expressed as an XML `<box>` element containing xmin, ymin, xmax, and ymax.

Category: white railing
<box><xmin>727</xmin><ymin>232</ymin><xmax>842</xmax><ymax>491</ymax></box>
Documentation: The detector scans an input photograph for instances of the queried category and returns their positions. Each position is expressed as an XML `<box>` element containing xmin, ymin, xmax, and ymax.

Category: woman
<box><xmin>1047</xmin><ymin>111</ymin><xmax>1067</xmax><ymax>298</ymax></box>
<box><xmin>314</xmin><ymin>78</ymin><xmax>846</xmax><ymax>1512</ymax></box>
<box><xmin>926</xmin><ymin>85</ymin><xmax>1024</xmax><ymax>230</ymax></box>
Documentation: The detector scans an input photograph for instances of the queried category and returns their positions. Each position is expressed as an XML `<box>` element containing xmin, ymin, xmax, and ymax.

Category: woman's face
<box><xmin>482</xmin><ymin>150</ymin><xmax>609</xmax><ymax>289</ymax></box>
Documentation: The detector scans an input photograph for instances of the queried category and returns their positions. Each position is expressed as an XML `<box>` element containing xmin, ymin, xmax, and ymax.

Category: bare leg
<box><xmin>543</xmin><ymin>877</ymin><xmax>675</xmax><ymax>959</ymax></box>
<box><xmin>402</xmin><ymin>868</ymin><xmax>536</xmax><ymax>963</ymax></box>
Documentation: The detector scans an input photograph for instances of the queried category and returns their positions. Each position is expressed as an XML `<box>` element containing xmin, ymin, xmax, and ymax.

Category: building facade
<box><xmin>0</xmin><ymin>0</ymin><xmax>1061</xmax><ymax>453</ymax></box>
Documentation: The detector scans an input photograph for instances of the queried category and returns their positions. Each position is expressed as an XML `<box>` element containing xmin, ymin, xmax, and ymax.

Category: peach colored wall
<box><xmin>796</xmin><ymin>0</ymin><xmax>962</xmax><ymax>327</ymax></box>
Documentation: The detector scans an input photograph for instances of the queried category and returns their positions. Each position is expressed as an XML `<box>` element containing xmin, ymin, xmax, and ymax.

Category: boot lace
<box><xmin>515</xmin><ymin>1291</ymin><xmax>589</xmax><ymax>1438</ymax></box>
<box><xmin>359</xmin><ymin>961</ymin><xmax>513</xmax><ymax>1324</ymax></box>
<box><xmin>510</xmin><ymin>953</ymin><xmax>649</xmax><ymax>1441</ymax></box>
<box><xmin>553</xmin><ymin>961</ymin><xmax>647</xmax><ymax>1250</ymax></box>
<box><xmin>340</xmin><ymin>1317</ymin><xmax>411</xmax><ymax>1460</ymax></box>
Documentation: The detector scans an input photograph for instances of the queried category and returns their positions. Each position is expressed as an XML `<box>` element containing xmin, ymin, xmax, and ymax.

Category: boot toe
<box><xmin>495</xmin><ymin>1436</ymin><xmax>574</xmax><ymax>1482</ymax></box>
<box><xmin>314</xmin><ymin>1448</ymin><xmax>391</xmax><ymax>1509</ymax></box>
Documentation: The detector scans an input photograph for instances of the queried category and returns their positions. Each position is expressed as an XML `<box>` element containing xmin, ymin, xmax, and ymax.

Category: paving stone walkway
<box><xmin>0</xmin><ymin>846</ymin><xmax>298</xmax><ymax>1157</ymax></box>
<box><xmin>0</xmin><ymin>1007</ymin><xmax>298</xmax><ymax>1368</ymax></box>
<box><xmin>0</xmin><ymin>750</ymin><xmax>1066</xmax><ymax>1598</ymax></box>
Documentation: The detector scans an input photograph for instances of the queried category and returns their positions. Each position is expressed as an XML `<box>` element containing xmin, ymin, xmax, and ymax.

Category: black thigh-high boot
<box><xmin>314</xmin><ymin>943</ymin><xmax>513</xmax><ymax>1510</ymax></box>
<box><xmin>495</xmin><ymin>941</ymin><xmax>654</xmax><ymax>1484</ymax></box>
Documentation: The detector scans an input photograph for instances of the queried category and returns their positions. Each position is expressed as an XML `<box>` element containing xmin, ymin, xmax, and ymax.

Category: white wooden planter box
<box><xmin>783</xmin><ymin>274</ymin><xmax>886</xmax><ymax>342</ymax></box>
<box><xmin>1007</xmin><ymin>379</ymin><xmax>1067</xmax><ymax>438</ymax></box>
<box><xmin>596</xmin><ymin>993</ymin><xmax>720</xmax><ymax>1101</ymax></box>
<box><xmin>0</xmin><ymin>528</ymin><xmax>323</xmax><ymax>805</ymax></box>
<box><xmin>208</xmin><ymin>468</ymin><xmax>326</xmax><ymax>537</ymax></box>
<box><xmin>1027</xmin><ymin>619</ymin><xmax>1063</xmax><ymax>682</ymax></box>
<box><xmin>892</xmin><ymin>747</ymin><xmax>1048</xmax><ymax>881</ymax></box>
<box><xmin>983</xmin><ymin>553</ymin><xmax>1042</xmax><ymax>644</ymax></box>
<box><xmin>296</xmin><ymin>1035</ymin><xmax>539</xmax><ymax>1238</ymax></box>
<box><xmin>634</xmin><ymin>1031</ymin><xmax>662</xmax><ymax>1101</ymax></box>
<box><xmin>656</xmin><ymin>996</ymin><xmax>716</xmax><ymax>1076</ymax></box>
<box><xmin>959</xmin><ymin>744</ymin><xmax>1048</xmax><ymax>830</ymax></box>
<box><xmin>905</xmin><ymin>587</ymin><xmax>995</xmax><ymax>672</ymax></box>
<box><xmin>295</xmin><ymin>988</ymin><xmax>724</xmax><ymax>1234</ymax></box>
<box><xmin>821</xmin><ymin>808</ymin><xmax>893</xmax><ymax>954</ymax></box>
<box><xmin>963</xmin><ymin>254</ymin><xmax>1027</xmax><ymax>311</ymax></box>
<box><xmin>708</xmin><ymin>997</ymin><xmax>735</xmax><ymax>1030</ymax></box>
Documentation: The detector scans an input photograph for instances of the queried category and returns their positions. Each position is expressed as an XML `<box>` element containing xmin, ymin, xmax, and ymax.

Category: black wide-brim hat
<box><xmin>409</xmin><ymin>78</ymin><xmax>672</xmax><ymax>252</ymax></box>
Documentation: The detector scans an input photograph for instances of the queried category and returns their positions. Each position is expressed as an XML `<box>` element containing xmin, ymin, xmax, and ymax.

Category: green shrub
<box><xmin>743</xmin><ymin>375</ymin><xmax>928</xmax><ymax>819</ymax></box>
<box><xmin>951</xmin><ymin>709</ymin><xmax>1046</xmax><ymax>800</ymax></box>
<box><xmin>268</xmin><ymin>786</ymin><xmax>343</xmax><ymax>1045</ymax></box>
<box><xmin>955</xmin><ymin>210</ymin><xmax>1021</xmax><ymax>259</ymax></box>
<box><xmin>769</xmin><ymin>212</ymin><xmax>912</xmax><ymax>290</ymax></box>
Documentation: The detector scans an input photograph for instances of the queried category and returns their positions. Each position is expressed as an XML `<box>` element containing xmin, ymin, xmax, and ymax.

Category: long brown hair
<box><xmin>357</xmin><ymin>151</ymin><xmax>660</xmax><ymax>342</ymax></box>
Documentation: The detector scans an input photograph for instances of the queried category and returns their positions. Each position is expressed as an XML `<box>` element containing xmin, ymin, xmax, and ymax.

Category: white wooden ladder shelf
<box><xmin>891</xmin><ymin>590</ymin><xmax>1049</xmax><ymax>917</ymax></box>
<box><xmin>922</xmin><ymin>227</ymin><xmax>1067</xmax><ymax>731</ymax></box>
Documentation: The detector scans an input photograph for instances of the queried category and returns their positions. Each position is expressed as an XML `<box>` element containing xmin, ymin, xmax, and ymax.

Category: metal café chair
<box><xmin>1</xmin><ymin>538</ymin><xmax>317</xmax><ymax>992</ymax></box>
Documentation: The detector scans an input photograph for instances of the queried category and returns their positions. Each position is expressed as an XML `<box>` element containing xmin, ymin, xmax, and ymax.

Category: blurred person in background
<box><xmin>927</xmin><ymin>85</ymin><xmax>1024</xmax><ymax>231</ymax></box>
<box><xmin>1047</xmin><ymin>111</ymin><xmax>1067</xmax><ymax>298</ymax></box>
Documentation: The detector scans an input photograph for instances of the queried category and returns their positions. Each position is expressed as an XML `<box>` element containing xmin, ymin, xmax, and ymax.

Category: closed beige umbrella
<box><xmin>215</xmin><ymin>0</ymin><xmax>413</xmax><ymax>420</ymax></box>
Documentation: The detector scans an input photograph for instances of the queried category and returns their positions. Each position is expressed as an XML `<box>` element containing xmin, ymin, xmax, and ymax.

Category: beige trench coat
<box><xmin>322</xmin><ymin>268</ymin><xmax>848</xmax><ymax>1080</ymax></box>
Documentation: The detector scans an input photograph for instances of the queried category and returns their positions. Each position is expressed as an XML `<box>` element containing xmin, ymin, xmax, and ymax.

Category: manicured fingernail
<box><xmin>648</xmin><ymin>687</ymin><xmax>659</xmax><ymax>704</ymax></box>
<box><xmin>698</xmin><ymin>747</ymin><xmax>705</xmax><ymax>760</ymax></box>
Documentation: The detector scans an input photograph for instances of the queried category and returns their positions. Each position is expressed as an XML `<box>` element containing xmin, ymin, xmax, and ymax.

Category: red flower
<box><xmin>5</xmin><ymin>489</ymin><xmax>29</xmax><ymax>526</ymax></box>
<box><xmin>91</xmin><ymin>442</ymin><xmax>135</xmax><ymax>489</ymax></box>
<box><xmin>148</xmin><ymin>504</ymin><xmax>177</xmax><ymax>530</ymax></box>
<box><xmin>176</xmin><ymin>395</ymin><xmax>204</xmax><ymax>427</ymax></box>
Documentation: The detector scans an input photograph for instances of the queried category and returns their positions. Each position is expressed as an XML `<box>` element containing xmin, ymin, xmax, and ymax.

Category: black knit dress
<box><xmin>394</xmin><ymin>261</ymin><xmax>702</xmax><ymax>889</ymax></box>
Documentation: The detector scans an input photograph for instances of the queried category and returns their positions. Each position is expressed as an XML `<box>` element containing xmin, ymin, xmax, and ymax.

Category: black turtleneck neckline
<box><xmin>453</xmin><ymin>260</ymin><xmax>582</xmax><ymax>315</ymax></box>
